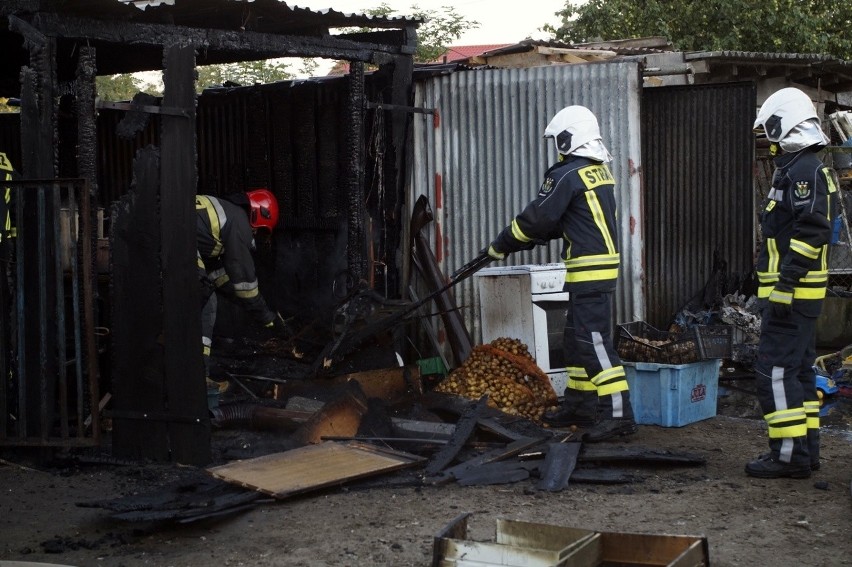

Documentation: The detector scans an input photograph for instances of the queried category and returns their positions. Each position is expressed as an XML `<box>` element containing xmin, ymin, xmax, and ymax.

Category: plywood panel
<box><xmin>208</xmin><ymin>442</ymin><xmax>423</xmax><ymax>498</ymax></box>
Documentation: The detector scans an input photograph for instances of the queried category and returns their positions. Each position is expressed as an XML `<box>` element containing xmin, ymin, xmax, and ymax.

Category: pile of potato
<box><xmin>618</xmin><ymin>335</ymin><xmax>698</xmax><ymax>364</ymax></box>
<box><xmin>435</xmin><ymin>337</ymin><xmax>558</xmax><ymax>423</ymax></box>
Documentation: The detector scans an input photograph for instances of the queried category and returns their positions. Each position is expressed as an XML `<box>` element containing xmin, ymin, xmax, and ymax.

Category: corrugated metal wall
<box><xmin>641</xmin><ymin>82</ymin><xmax>755</xmax><ymax>328</ymax></box>
<box><xmin>410</xmin><ymin>62</ymin><xmax>645</xmax><ymax>344</ymax></box>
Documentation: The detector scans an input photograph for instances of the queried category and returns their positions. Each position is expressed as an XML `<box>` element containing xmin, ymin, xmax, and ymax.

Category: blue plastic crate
<box><xmin>623</xmin><ymin>360</ymin><xmax>720</xmax><ymax>427</ymax></box>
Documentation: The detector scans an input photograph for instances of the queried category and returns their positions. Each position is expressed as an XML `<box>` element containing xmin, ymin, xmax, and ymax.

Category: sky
<box><xmin>292</xmin><ymin>0</ymin><xmax>567</xmax><ymax>45</ymax></box>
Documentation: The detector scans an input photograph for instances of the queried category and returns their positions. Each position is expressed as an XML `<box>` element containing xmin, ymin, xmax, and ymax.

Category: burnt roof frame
<box><xmin>10</xmin><ymin>11</ymin><xmax>417</xmax><ymax>79</ymax></box>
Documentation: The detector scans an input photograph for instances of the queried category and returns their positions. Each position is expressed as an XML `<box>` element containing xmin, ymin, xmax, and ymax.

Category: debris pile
<box><xmin>434</xmin><ymin>337</ymin><xmax>557</xmax><ymax>422</ymax></box>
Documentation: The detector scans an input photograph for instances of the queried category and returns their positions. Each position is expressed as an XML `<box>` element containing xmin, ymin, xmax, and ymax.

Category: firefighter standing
<box><xmin>747</xmin><ymin>87</ymin><xmax>837</xmax><ymax>478</ymax></box>
<box><xmin>196</xmin><ymin>188</ymin><xmax>288</xmax><ymax>392</ymax></box>
<box><xmin>485</xmin><ymin>105</ymin><xmax>637</xmax><ymax>442</ymax></box>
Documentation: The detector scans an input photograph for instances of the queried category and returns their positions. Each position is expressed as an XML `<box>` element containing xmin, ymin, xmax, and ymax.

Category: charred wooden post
<box><xmin>346</xmin><ymin>61</ymin><xmax>366</xmax><ymax>285</ymax></box>
<box><xmin>111</xmin><ymin>147</ymin><xmax>168</xmax><ymax>460</ymax></box>
<box><xmin>75</xmin><ymin>46</ymin><xmax>102</xmax><ymax>444</ymax></box>
<box><xmin>158</xmin><ymin>42</ymin><xmax>210</xmax><ymax>465</ymax></box>
<box><xmin>17</xmin><ymin>23</ymin><xmax>59</xmax><ymax>441</ymax></box>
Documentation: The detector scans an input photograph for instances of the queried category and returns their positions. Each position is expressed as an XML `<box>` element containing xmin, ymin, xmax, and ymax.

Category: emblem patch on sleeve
<box><xmin>539</xmin><ymin>177</ymin><xmax>554</xmax><ymax>195</ymax></box>
<box><xmin>794</xmin><ymin>181</ymin><xmax>811</xmax><ymax>199</ymax></box>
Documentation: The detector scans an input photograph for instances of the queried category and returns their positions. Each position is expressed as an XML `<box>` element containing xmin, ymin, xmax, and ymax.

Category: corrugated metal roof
<box><xmin>78</xmin><ymin>0</ymin><xmax>423</xmax><ymax>34</ymax></box>
<box><xmin>684</xmin><ymin>50</ymin><xmax>843</xmax><ymax>64</ymax></box>
<box><xmin>479</xmin><ymin>38</ymin><xmax>676</xmax><ymax>59</ymax></box>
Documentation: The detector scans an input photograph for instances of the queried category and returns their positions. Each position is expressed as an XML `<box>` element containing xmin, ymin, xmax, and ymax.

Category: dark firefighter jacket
<box><xmin>491</xmin><ymin>155</ymin><xmax>620</xmax><ymax>292</ymax></box>
<box><xmin>757</xmin><ymin>147</ymin><xmax>838</xmax><ymax>318</ymax></box>
<box><xmin>196</xmin><ymin>195</ymin><xmax>275</xmax><ymax>325</ymax></box>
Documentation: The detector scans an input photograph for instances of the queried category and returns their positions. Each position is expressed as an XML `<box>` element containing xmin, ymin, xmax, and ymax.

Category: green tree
<box><xmin>548</xmin><ymin>0</ymin><xmax>852</xmax><ymax>59</ymax></box>
<box><xmin>354</xmin><ymin>3</ymin><xmax>479</xmax><ymax>63</ymax></box>
<box><xmin>96</xmin><ymin>73</ymin><xmax>160</xmax><ymax>102</ymax></box>
<box><xmin>196</xmin><ymin>58</ymin><xmax>318</xmax><ymax>92</ymax></box>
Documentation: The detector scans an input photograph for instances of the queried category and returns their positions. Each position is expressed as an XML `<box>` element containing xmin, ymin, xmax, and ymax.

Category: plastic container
<box><xmin>624</xmin><ymin>360</ymin><xmax>720</xmax><ymax>427</ymax></box>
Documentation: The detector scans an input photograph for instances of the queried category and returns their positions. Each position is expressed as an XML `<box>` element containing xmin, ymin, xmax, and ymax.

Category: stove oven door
<box><xmin>530</xmin><ymin>292</ymin><xmax>570</xmax><ymax>375</ymax></box>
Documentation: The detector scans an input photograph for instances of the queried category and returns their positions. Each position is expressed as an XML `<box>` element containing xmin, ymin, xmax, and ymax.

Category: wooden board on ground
<box><xmin>207</xmin><ymin>442</ymin><xmax>425</xmax><ymax>499</ymax></box>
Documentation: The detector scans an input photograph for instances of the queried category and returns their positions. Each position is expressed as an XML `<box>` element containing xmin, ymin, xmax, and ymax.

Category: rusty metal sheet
<box><xmin>207</xmin><ymin>442</ymin><xmax>424</xmax><ymax>499</ymax></box>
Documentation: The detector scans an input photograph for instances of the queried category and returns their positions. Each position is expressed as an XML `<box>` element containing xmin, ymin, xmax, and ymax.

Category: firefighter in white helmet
<box><xmin>748</xmin><ymin>87</ymin><xmax>838</xmax><ymax>478</ymax></box>
<box><xmin>485</xmin><ymin>105</ymin><xmax>637</xmax><ymax>442</ymax></box>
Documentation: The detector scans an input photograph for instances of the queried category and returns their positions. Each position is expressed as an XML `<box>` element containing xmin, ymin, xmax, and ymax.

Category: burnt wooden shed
<box><xmin>0</xmin><ymin>0</ymin><xmax>419</xmax><ymax>465</ymax></box>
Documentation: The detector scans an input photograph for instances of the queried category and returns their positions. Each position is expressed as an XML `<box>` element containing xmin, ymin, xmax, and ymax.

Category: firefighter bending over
<box><xmin>196</xmin><ymin>188</ymin><xmax>289</xmax><ymax>393</ymax></box>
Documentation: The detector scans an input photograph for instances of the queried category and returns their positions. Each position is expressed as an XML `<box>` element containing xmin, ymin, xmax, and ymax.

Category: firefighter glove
<box><xmin>266</xmin><ymin>312</ymin><xmax>293</xmax><ymax>338</ymax></box>
<box><xmin>768</xmin><ymin>282</ymin><xmax>794</xmax><ymax>320</ymax></box>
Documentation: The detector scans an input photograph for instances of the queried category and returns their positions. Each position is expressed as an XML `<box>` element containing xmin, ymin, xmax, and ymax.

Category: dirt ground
<box><xmin>1</xmin><ymin>381</ymin><xmax>851</xmax><ymax>567</ymax></box>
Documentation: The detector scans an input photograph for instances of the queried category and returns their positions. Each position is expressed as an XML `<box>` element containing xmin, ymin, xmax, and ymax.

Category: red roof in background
<box><xmin>438</xmin><ymin>44</ymin><xmax>513</xmax><ymax>63</ymax></box>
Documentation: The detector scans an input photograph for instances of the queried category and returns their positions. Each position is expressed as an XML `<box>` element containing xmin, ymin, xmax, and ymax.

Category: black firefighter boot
<box><xmin>541</xmin><ymin>389</ymin><xmax>597</xmax><ymax>428</ymax></box>
<box><xmin>583</xmin><ymin>391</ymin><xmax>637</xmax><ymax>443</ymax></box>
<box><xmin>744</xmin><ymin>454</ymin><xmax>811</xmax><ymax>479</ymax></box>
<box><xmin>808</xmin><ymin>428</ymin><xmax>820</xmax><ymax>471</ymax></box>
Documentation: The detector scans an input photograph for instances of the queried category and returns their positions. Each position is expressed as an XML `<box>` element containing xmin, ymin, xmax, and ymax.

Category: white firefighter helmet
<box><xmin>543</xmin><ymin>105</ymin><xmax>603</xmax><ymax>156</ymax></box>
<box><xmin>753</xmin><ymin>87</ymin><xmax>820</xmax><ymax>143</ymax></box>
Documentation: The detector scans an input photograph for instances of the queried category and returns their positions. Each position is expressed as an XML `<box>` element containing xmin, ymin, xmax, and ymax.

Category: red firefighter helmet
<box><xmin>246</xmin><ymin>188</ymin><xmax>279</xmax><ymax>233</ymax></box>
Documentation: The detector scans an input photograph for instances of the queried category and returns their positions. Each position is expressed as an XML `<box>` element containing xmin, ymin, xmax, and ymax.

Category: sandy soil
<box><xmin>1</xmin><ymin>382</ymin><xmax>851</xmax><ymax>567</ymax></box>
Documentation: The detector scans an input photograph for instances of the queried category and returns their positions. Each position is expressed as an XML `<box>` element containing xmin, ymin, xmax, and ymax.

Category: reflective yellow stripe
<box><xmin>823</xmin><ymin>167</ymin><xmax>837</xmax><ymax>193</ymax></box>
<box><xmin>568</xmin><ymin>377</ymin><xmax>597</xmax><ymax>391</ymax></box>
<box><xmin>566</xmin><ymin>366</ymin><xmax>588</xmax><ymax>378</ymax></box>
<box><xmin>566</xmin><ymin>268</ymin><xmax>619</xmax><ymax>283</ymax></box>
<box><xmin>804</xmin><ymin>401</ymin><xmax>820</xmax><ymax>429</ymax></box>
<box><xmin>196</xmin><ymin>195</ymin><xmax>225</xmax><ymax>257</ymax></box>
<box><xmin>209</xmin><ymin>267</ymin><xmax>229</xmax><ymax>288</ymax></box>
<box><xmin>202</xmin><ymin>345</ymin><xmax>211</xmax><ymax>356</ymax></box>
<box><xmin>584</xmin><ymin>191</ymin><xmax>617</xmax><ymax>254</ymax></box>
<box><xmin>767</xmin><ymin>238</ymin><xmax>780</xmax><ymax>273</ymax></box>
<box><xmin>0</xmin><ymin>152</ymin><xmax>13</xmax><ymax>171</ymax></box>
<box><xmin>510</xmin><ymin>219</ymin><xmax>531</xmax><ymax>242</ymax></box>
<box><xmin>767</xmin><ymin>422</ymin><xmax>808</xmax><ymax>438</ymax></box>
<box><xmin>789</xmin><ymin>238</ymin><xmax>820</xmax><ymax>259</ymax></box>
<box><xmin>235</xmin><ymin>288</ymin><xmax>260</xmax><ymax>299</ymax></box>
<box><xmin>597</xmin><ymin>378</ymin><xmax>629</xmax><ymax>396</ymax></box>
<box><xmin>765</xmin><ymin>407</ymin><xmax>807</xmax><ymax>438</ymax></box>
<box><xmin>756</xmin><ymin>271</ymin><xmax>778</xmax><ymax>283</ymax></box>
<box><xmin>768</xmin><ymin>288</ymin><xmax>793</xmax><ymax>305</ymax></box>
<box><xmin>799</xmin><ymin>271</ymin><xmax>828</xmax><ymax>283</ymax></box>
<box><xmin>794</xmin><ymin>287</ymin><xmax>826</xmax><ymax>300</ymax></box>
<box><xmin>564</xmin><ymin>253</ymin><xmax>620</xmax><ymax>268</ymax></box>
<box><xmin>591</xmin><ymin>366</ymin><xmax>630</xmax><ymax>396</ymax></box>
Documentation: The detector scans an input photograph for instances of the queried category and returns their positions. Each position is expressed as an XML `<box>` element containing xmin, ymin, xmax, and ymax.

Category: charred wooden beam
<box><xmin>26</xmin><ymin>12</ymin><xmax>409</xmax><ymax>64</ymax></box>
<box><xmin>424</xmin><ymin>396</ymin><xmax>488</xmax><ymax>477</ymax></box>
<box><xmin>439</xmin><ymin>436</ymin><xmax>543</xmax><ymax>484</ymax></box>
<box><xmin>536</xmin><ymin>441</ymin><xmax>581</xmax><ymax>492</ymax></box>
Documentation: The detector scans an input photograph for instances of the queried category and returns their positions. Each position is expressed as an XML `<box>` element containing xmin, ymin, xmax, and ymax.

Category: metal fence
<box><xmin>1</xmin><ymin>178</ymin><xmax>101</xmax><ymax>447</ymax></box>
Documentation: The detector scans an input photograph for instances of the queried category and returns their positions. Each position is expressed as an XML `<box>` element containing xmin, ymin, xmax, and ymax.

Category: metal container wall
<box><xmin>641</xmin><ymin>83</ymin><xmax>755</xmax><ymax>328</ymax></box>
<box><xmin>410</xmin><ymin>62</ymin><xmax>645</xmax><ymax>345</ymax></box>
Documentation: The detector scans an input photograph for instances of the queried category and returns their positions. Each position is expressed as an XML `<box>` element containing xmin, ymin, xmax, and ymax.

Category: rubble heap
<box><xmin>435</xmin><ymin>337</ymin><xmax>557</xmax><ymax>423</ymax></box>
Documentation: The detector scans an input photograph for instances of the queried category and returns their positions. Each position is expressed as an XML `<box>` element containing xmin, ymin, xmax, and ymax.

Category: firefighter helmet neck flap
<box><xmin>753</xmin><ymin>87</ymin><xmax>829</xmax><ymax>153</ymax></box>
<box><xmin>543</xmin><ymin>105</ymin><xmax>611</xmax><ymax>162</ymax></box>
<box><xmin>246</xmin><ymin>188</ymin><xmax>279</xmax><ymax>233</ymax></box>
